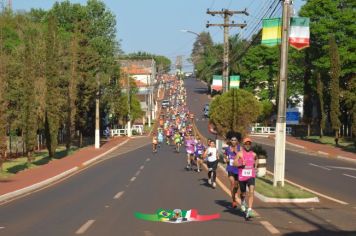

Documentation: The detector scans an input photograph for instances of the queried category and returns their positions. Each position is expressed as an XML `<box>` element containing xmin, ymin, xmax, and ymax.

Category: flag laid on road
<box><xmin>134</xmin><ymin>208</ymin><xmax>220</xmax><ymax>223</ymax></box>
<box><xmin>289</xmin><ymin>17</ymin><xmax>310</xmax><ymax>50</ymax></box>
<box><xmin>261</xmin><ymin>18</ymin><xmax>282</xmax><ymax>46</ymax></box>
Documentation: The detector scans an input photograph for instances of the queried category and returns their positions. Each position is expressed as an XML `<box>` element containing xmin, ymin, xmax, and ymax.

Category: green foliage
<box><xmin>252</xmin><ymin>144</ymin><xmax>267</xmax><ymax>158</ymax></box>
<box><xmin>258</xmin><ymin>100</ymin><xmax>274</xmax><ymax>125</ymax></box>
<box><xmin>328</xmin><ymin>34</ymin><xmax>341</xmax><ymax>133</ymax></box>
<box><xmin>209</xmin><ymin>89</ymin><xmax>261</xmax><ymax>137</ymax></box>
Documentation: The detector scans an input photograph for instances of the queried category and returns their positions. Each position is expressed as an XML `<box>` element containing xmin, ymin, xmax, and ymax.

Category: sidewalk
<box><xmin>0</xmin><ymin>136</ymin><xmax>130</xmax><ymax>203</ymax></box>
<box><xmin>284</xmin><ymin>136</ymin><xmax>356</xmax><ymax>161</ymax></box>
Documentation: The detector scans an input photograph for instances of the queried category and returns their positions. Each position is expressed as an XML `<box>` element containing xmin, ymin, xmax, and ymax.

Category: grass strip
<box><xmin>0</xmin><ymin>146</ymin><xmax>79</xmax><ymax>179</ymax></box>
<box><xmin>256</xmin><ymin>174</ymin><xmax>316</xmax><ymax>199</ymax></box>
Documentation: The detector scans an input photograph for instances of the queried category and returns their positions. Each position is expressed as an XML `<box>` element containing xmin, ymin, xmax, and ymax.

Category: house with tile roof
<box><xmin>119</xmin><ymin>59</ymin><xmax>157</xmax><ymax>126</ymax></box>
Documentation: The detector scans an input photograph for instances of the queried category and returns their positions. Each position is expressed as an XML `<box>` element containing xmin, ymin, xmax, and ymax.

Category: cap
<box><xmin>243</xmin><ymin>137</ymin><xmax>252</xmax><ymax>144</ymax></box>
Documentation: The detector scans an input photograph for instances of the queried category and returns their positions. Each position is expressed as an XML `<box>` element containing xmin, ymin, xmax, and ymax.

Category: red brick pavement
<box><xmin>0</xmin><ymin>136</ymin><xmax>128</xmax><ymax>196</ymax></box>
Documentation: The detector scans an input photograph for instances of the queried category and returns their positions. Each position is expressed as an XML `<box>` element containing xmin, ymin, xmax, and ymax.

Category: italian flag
<box><xmin>261</xmin><ymin>18</ymin><xmax>282</xmax><ymax>46</ymax></box>
<box><xmin>289</xmin><ymin>17</ymin><xmax>310</xmax><ymax>50</ymax></box>
<box><xmin>211</xmin><ymin>75</ymin><xmax>222</xmax><ymax>91</ymax></box>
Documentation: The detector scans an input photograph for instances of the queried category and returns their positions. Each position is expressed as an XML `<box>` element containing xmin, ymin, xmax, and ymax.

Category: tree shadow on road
<box><xmin>194</xmin><ymin>87</ymin><xmax>208</xmax><ymax>95</ymax></box>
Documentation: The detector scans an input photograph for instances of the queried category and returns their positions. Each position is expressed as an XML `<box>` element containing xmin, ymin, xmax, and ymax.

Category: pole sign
<box><xmin>286</xmin><ymin>108</ymin><xmax>299</xmax><ymax>125</ymax></box>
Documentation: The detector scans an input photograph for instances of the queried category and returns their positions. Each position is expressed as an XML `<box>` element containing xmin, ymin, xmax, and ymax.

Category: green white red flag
<box><xmin>289</xmin><ymin>17</ymin><xmax>310</xmax><ymax>50</ymax></box>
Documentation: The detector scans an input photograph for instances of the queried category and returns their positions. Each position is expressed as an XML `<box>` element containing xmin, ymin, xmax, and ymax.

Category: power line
<box><xmin>206</xmin><ymin>8</ymin><xmax>248</xmax><ymax>92</ymax></box>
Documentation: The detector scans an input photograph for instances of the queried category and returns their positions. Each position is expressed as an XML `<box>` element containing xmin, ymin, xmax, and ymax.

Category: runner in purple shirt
<box><xmin>224</xmin><ymin>136</ymin><xmax>241</xmax><ymax>208</ymax></box>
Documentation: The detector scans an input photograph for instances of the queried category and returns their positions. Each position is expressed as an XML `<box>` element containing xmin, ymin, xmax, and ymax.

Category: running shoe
<box><xmin>245</xmin><ymin>209</ymin><xmax>253</xmax><ymax>218</ymax></box>
<box><xmin>197</xmin><ymin>169</ymin><xmax>201</xmax><ymax>173</ymax></box>
<box><xmin>208</xmin><ymin>179</ymin><xmax>212</xmax><ymax>185</ymax></box>
<box><xmin>212</xmin><ymin>182</ymin><xmax>216</xmax><ymax>188</ymax></box>
<box><xmin>240</xmin><ymin>202</ymin><xmax>247</xmax><ymax>212</ymax></box>
<box><xmin>232</xmin><ymin>201</ymin><xmax>238</xmax><ymax>209</ymax></box>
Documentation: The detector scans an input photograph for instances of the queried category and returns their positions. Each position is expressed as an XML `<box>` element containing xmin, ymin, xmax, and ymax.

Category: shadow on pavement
<box><xmin>199</xmin><ymin>178</ymin><xmax>213</xmax><ymax>189</ymax></box>
<box><xmin>194</xmin><ymin>87</ymin><xmax>208</xmax><ymax>95</ymax></box>
<box><xmin>215</xmin><ymin>199</ymin><xmax>246</xmax><ymax>218</ymax></box>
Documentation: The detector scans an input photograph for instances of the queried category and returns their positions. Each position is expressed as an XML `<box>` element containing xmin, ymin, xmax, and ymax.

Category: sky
<box><xmin>11</xmin><ymin>0</ymin><xmax>305</xmax><ymax>71</ymax></box>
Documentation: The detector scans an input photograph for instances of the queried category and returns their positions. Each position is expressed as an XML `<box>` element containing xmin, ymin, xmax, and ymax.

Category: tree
<box><xmin>44</xmin><ymin>14</ymin><xmax>63</xmax><ymax>158</ymax></box>
<box><xmin>329</xmin><ymin>34</ymin><xmax>341</xmax><ymax>144</ymax></box>
<box><xmin>22</xmin><ymin>26</ymin><xmax>39</xmax><ymax>161</ymax></box>
<box><xmin>300</xmin><ymin>0</ymin><xmax>355</xmax><ymax>137</ymax></box>
<box><xmin>209</xmin><ymin>89</ymin><xmax>261</xmax><ymax>137</ymax></box>
<box><xmin>316</xmin><ymin>72</ymin><xmax>326</xmax><ymax>137</ymax></box>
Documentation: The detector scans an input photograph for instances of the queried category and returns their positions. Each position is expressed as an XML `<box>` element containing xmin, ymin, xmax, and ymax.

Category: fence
<box><xmin>250</xmin><ymin>126</ymin><xmax>292</xmax><ymax>135</ymax></box>
<box><xmin>109</xmin><ymin>125</ymin><xmax>144</xmax><ymax>137</ymax></box>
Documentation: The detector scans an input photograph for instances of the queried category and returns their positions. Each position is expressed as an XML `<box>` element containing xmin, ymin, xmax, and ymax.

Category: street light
<box><xmin>180</xmin><ymin>29</ymin><xmax>200</xmax><ymax>37</ymax></box>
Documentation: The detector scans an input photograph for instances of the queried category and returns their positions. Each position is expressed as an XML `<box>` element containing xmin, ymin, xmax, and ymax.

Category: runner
<box><xmin>185</xmin><ymin>134</ymin><xmax>195</xmax><ymax>170</ymax></box>
<box><xmin>236</xmin><ymin>137</ymin><xmax>257</xmax><ymax>219</ymax></box>
<box><xmin>157</xmin><ymin>129</ymin><xmax>164</xmax><ymax>147</ymax></box>
<box><xmin>173</xmin><ymin>131</ymin><xmax>182</xmax><ymax>153</ymax></box>
<box><xmin>224</xmin><ymin>136</ymin><xmax>241</xmax><ymax>208</ymax></box>
<box><xmin>203</xmin><ymin>140</ymin><xmax>218</xmax><ymax>188</ymax></box>
<box><xmin>152</xmin><ymin>134</ymin><xmax>158</xmax><ymax>153</ymax></box>
<box><xmin>194</xmin><ymin>138</ymin><xmax>205</xmax><ymax>172</ymax></box>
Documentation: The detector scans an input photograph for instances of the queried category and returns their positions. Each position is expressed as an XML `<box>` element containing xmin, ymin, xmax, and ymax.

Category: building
<box><xmin>120</xmin><ymin>59</ymin><xmax>157</xmax><ymax>126</ymax></box>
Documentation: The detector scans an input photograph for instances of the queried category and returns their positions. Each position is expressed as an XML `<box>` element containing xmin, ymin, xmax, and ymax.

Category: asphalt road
<box><xmin>0</xmin><ymin>137</ymin><xmax>270</xmax><ymax>236</ymax></box>
<box><xmin>184</xmin><ymin>77</ymin><xmax>356</xmax><ymax>206</ymax></box>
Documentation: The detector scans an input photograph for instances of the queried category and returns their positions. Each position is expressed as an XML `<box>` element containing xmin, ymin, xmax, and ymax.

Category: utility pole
<box><xmin>127</xmin><ymin>74</ymin><xmax>132</xmax><ymax>137</ymax></box>
<box><xmin>273</xmin><ymin>0</ymin><xmax>291</xmax><ymax>187</ymax></box>
<box><xmin>95</xmin><ymin>74</ymin><xmax>100</xmax><ymax>149</ymax></box>
<box><xmin>206</xmin><ymin>9</ymin><xmax>248</xmax><ymax>93</ymax></box>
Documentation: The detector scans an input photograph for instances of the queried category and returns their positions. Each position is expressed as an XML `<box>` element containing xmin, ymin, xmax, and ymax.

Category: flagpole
<box><xmin>273</xmin><ymin>0</ymin><xmax>291</xmax><ymax>187</ymax></box>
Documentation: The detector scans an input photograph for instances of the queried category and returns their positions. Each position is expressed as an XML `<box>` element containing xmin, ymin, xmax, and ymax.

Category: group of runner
<box><xmin>152</xmin><ymin>77</ymin><xmax>257</xmax><ymax>219</ymax></box>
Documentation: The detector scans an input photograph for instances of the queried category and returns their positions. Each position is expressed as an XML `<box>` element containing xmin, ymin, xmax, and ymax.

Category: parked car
<box><xmin>203</xmin><ymin>104</ymin><xmax>209</xmax><ymax>118</ymax></box>
<box><xmin>161</xmin><ymin>100</ymin><xmax>170</xmax><ymax>108</ymax></box>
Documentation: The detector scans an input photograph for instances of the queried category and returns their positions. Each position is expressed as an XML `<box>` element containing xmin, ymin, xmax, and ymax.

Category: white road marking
<box><xmin>260</xmin><ymin>221</ymin><xmax>280</xmax><ymax>234</ymax></box>
<box><xmin>0</xmin><ymin>226</ymin><xmax>4</xmax><ymax>229</ymax></box>
<box><xmin>309</xmin><ymin>163</ymin><xmax>331</xmax><ymax>171</ymax></box>
<box><xmin>326</xmin><ymin>166</ymin><xmax>356</xmax><ymax>171</ymax></box>
<box><xmin>343</xmin><ymin>174</ymin><xmax>356</xmax><ymax>179</ymax></box>
<box><xmin>130</xmin><ymin>177</ymin><xmax>136</xmax><ymax>182</ymax></box>
<box><xmin>146</xmin><ymin>158</ymin><xmax>150</xmax><ymax>162</ymax></box>
<box><xmin>135</xmin><ymin>170</ymin><xmax>141</xmax><ymax>176</ymax></box>
<box><xmin>113</xmin><ymin>191</ymin><xmax>124</xmax><ymax>199</ymax></box>
<box><xmin>140</xmin><ymin>165</ymin><xmax>144</xmax><ymax>170</ymax></box>
<box><xmin>76</xmin><ymin>220</ymin><xmax>95</xmax><ymax>234</ymax></box>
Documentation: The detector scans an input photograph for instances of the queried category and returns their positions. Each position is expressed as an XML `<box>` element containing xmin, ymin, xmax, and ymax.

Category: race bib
<box><xmin>198</xmin><ymin>150</ymin><xmax>203</xmax><ymax>155</ymax></box>
<box><xmin>241</xmin><ymin>169</ymin><xmax>252</xmax><ymax>177</ymax></box>
<box><xmin>229</xmin><ymin>159</ymin><xmax>234</xmax><ymax>166</ymax></box>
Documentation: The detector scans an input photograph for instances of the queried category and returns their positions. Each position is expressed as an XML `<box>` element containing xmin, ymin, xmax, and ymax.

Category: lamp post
<box><xmin>180</xmin><ymin>29</ymin><xmax>200</xmax><ymax>37</ymax></box>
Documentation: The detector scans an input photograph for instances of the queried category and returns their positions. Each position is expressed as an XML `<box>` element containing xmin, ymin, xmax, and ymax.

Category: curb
<box><xmin>254</xmin><ymin>191</ymin><xmax>319</xmax><ymax>203</ymax></box>
<box><xmin>286</xmin><ymin>141</ymin><xmax>306</xmax><ymax>149</ymax></box>
<box><xmin>0</xmin><ymin>138</ymin><xmax>130</xmax><ymax>204</ymax></box>
<box><xmin>217</xmin><ymin>164</ymin><xmax>319</xmax><ymax>203</ymax></box>
<box><xmin>337</xmin><ymin>155</ymin><xmax>356</xmax><ymax>164</ymax></box>
<box><xmin>83</xmin><ymin>139</ymin><xmax>129</xmax><ymax>166</ymax></box>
